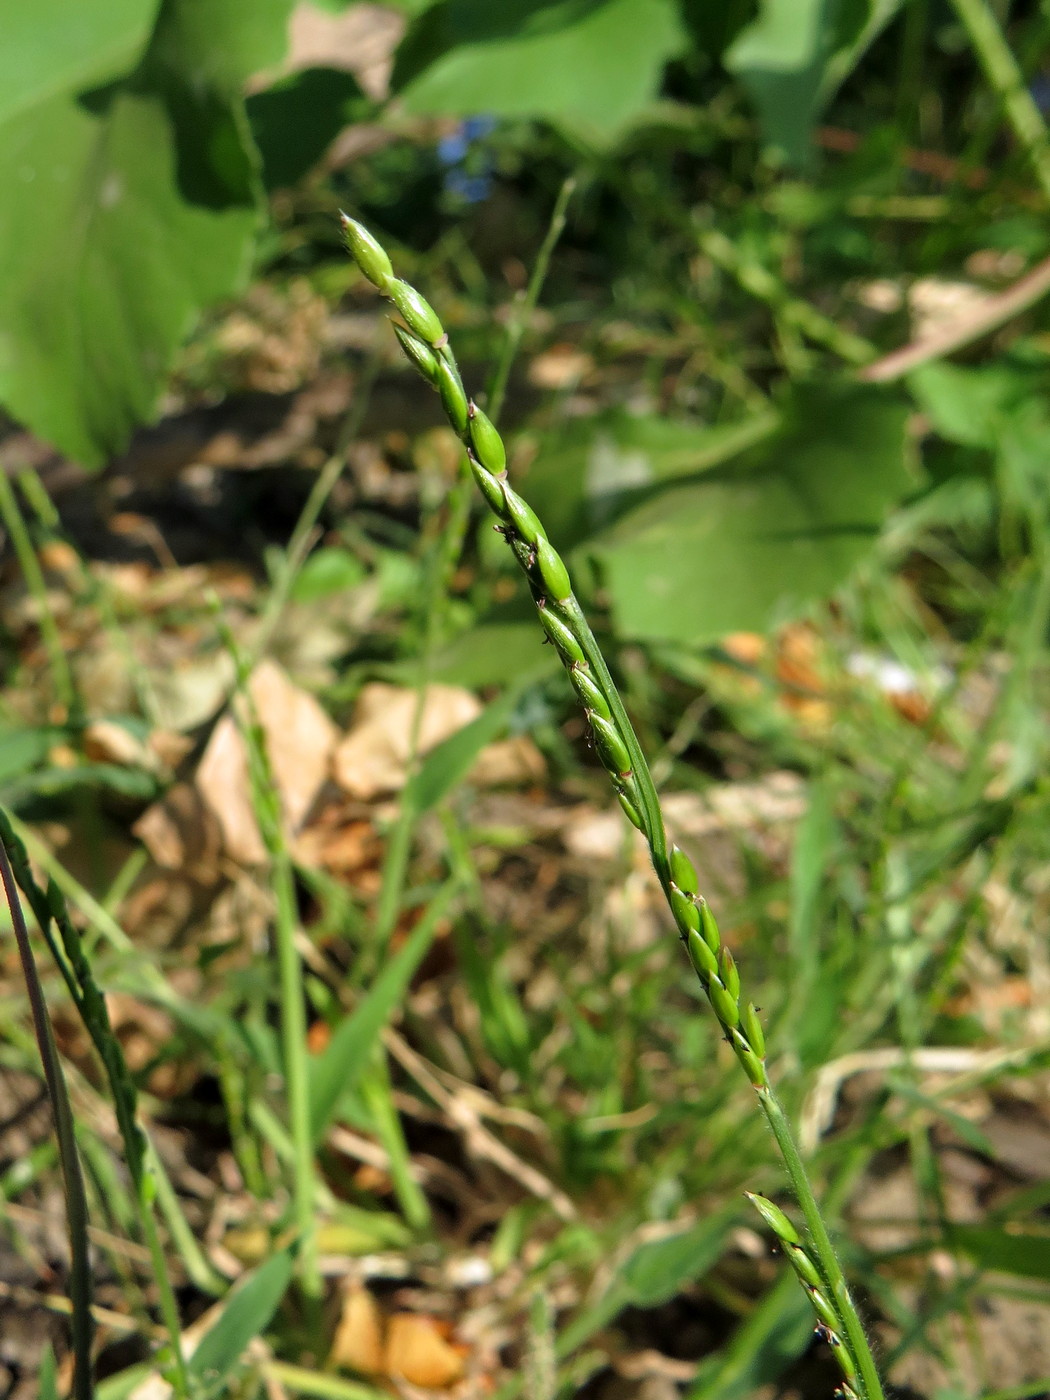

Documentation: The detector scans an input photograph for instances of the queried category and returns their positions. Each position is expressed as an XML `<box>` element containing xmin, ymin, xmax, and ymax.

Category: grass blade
<box><xmin>310</xmin><ymin>885</ymin><xmax>455</xmax><ymax>1142</ymax></box>
<box><xmin>39</xmin><ymin>1343</ymin><xmax>60</xmax><ymax>1400</ymax></box>
<box><xmin>687</xmin><ymin>1270</ymin><xmax>815</xmax><ymax>1400</ymax></box>
<box><xmin>187</xmin><ymin>1250</ymin><xmax>294</xmax><ymax>1396</ymax></box>
<box><xmin>404</xmin><ymin>680</ymin><xmax>532</xmax><ymax>815</ymax></box>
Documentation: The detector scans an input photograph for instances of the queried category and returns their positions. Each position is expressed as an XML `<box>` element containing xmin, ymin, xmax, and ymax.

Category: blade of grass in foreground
<box><xmin>0</xmin><ymin>832</ymin><xmax>93</xmax><ymax>1400</ymax></box>
<box><xmin>340</xmin><ymin>213</ymin><xmax>885</xmax><ymax>1400</ymax></box>
<box><xmin>0</xmin><ymin>809</ymin><xmax>194</xmax><ymax>1395</ymax></box>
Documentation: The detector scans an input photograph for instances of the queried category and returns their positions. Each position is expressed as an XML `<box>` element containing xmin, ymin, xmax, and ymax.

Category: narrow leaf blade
<box><xmin>309</xmin><ymin>898</ymin><xmax>449</xmax><ymax>1141</ymax></box>
<box><xmin>404</xmin><ymin>685</ymin><xmax>524</xmax><ymax>815</ymax></box>
<box><xmin>187</xmin><ymin>1251</ymin><xmax>293</xmax><ymax>1391</ymax></box>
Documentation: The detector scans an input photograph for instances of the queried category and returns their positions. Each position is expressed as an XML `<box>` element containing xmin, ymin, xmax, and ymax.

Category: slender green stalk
<box><xmin>756</xmin><ymin>1095</ymin><xmax>881</xmax><ymax>1400</ymax></box>
<box><xmin>263</xmin><ymin>1361</ymin><xmax>387</xmax><ymax>1399</ymax></box>
<box><xmin>699</xmin><ymin>228</ymin><xmax>874</xmax><ymax>366</ymax></box>
<box><xmin>273</xmin><ymin>845</ymin><xmax>319</xmax><ymax>1296</ymax></box>
<box><xmin>0</xmin><ymin>835</ymin><xmax>94</xmax><ymax>1400</ymax></box>
<box><xmin>249</xmin><ymin>348</ymin><xmax>381</xmax><ymax>672</ymax></box>
<box><xmin>487</xmin><ymin>175</ymin><xmax>576</xmax><ymax>424</ymax></box>
<box><xmin>340</xmin><ymin>214</ymin><xmax>885</xmax><ymax>1400</ymax></box>
<box><xmin>949</xmin><ymin>0</ymin><xmax>1050</xmax><ymax>202</ymax></box>
<box><xmin>360</xmin><ymin>1061</ymin><xmax>431</xmax><ymax>1231</ymax></box>
<box><xmin>212</xmin><ymin>609</ymin><xmax>320</xmax><ymax>1303</ymax></box>
<box><xmin>370</xmin><ymin>531</ymin><xmax>452</xmax><ymax>960</ymax></box>
<box><xmin>145</xmin><ymin>1137</ymin><xmax>226</xmax><ymax>1296</ymax></box>
<box><xmin>0</xmin><ymin>471</ymin><xmax>77</xmax><ymax>715</ymax></box>
<box><xmin>372</xmin><ymin>798</ymin><xmax>418</xmax><ymax>957</ymax></box>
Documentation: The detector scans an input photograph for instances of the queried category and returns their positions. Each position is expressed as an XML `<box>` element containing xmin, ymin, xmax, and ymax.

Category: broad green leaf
<box><xmin>149</xmin><ymin>0</ymin><xmax>295</xmax><ymax>91</ymax></box>
<box><xmin>910</xmin><ymin>360</ymin><xmax>1050</xmax><ymax>524</ymax></box>
<box><xmin>288</xmin><ymin>545</ymin><xmax>367</xmax><ymax>603</ymax></box>
<box><xmin>429</xmin><ymin>620</ymin><xmax>552</xmax><ymax>688</ymax></box>
<box><xmin>949</xmin><ymin>1226</ymin><xmax>1050</xmax><ymax>1282</ymax></box>
<box><xmin>393</xmin><ymin>0</ymin><xmax>687</xmax><ymax>145</ymax></box>
<box><xmin>909</xmin><ymin>362</ymin><xmax>1016</xmax><ymax>448</ymax></box>
<box><xmin>678</xmin><ymin>0</ymin><xmax>754</xmax><ymax>61</ymax></box>
<box><xmin>726</xmin><ymin>0</ymin><xmax>905</xmax><ymax>165</ymax></box>
<box><xmin>0</xmin><ymin>727</ymin><xmax>58</xmax><ymax>786</ymax></box>
<box><xmin>523</xmin><ymin>408</ymin><xmax>779</xmax><ymax>549</ymax></box>
<box><xmin>586</xmin><ymin>386</ymin><xmax>911</xmax><ymax>645</ymax></box>
<box><xmin>247</xmin><ymin>67</ymin><xmax>371</xmax><ymax>190</ymax></box>
<box><xmin>187</xmin><ymin>1251</ymin><xmax>293</xmax><ymax>1393</ymax></box>
<box><xmin>0</xmin><ymin>0</ymin><xmax>159</xmax><ymax>127</ymax></box>
<box><xmin>309</xmin><ymin>900</ymin><xmax>447</xmax><ymax>1141</ymax></box>
<box><xmin>0</xmin><ymin>0</ymin><xmax>293</xmax><ymax>466</ymax></box>
<box><xmin>619</xmin><ymin>1211</ymin><xmax>733</xmax><ymax>1306</ymax></box>
<box><xmin>726</xmin><ymin>0</ymin><xmax>830</xmax><ymax>165</ymax></box>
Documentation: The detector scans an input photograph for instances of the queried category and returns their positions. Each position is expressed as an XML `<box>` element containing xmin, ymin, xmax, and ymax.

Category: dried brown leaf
<box><xmin>333</xmin><ymin>683</ymin><xmax>482</xmax><ymax>800</ymax></box>
<box><xmin>330</xmin><ymin>1285</ymin><xmax>385</xmax><ymax>1376</ymax></box>
<box><xmin>195</xmin><ymin>659</ymin><xmax>338</xmax><ymax>864</ymax></box>
<box><xmin>384</xmin><ymin>1313</ymin><xmax>465</xmax><ymax>1388</ymax></box>
<box><xmin>133</xmin><ymin>783</ymin><xmax>223</xmax><ymax>879</ymax></box>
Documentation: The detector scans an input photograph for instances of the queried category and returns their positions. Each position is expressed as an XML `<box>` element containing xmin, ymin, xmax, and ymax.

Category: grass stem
<box><xmin>273</xmin><ymin>846</ymin><xmax>321</xmax><ymax>1299</ymax></box>
<box><xmin>487</xmin><ymin>174</ymin><xmax>576</xmax><ymax>425</ymax></box>
<box><xmin>212</xmin><ymin>606</ymin><xmax>321</xmax><ymax>1305</ymax></box>
<box><xmin>250</xmin><ymin>347</ymin><xmax>381</xmax><ymax>670</ymax></box>
<box><xmin>949</xmin><ymin>0</ymin><xmax>1050</xmax><ymax>202</ymax></box>
<box><xmin>0</xmin><ymin>471</ymin><xmax>77</xmax><ymax>716</ymax></box>
<box><xmin>759</xmin><ymin>1086</ymin><xmax>883</xmax><ymax>1400</ymax></box>
<box><xmin>0</xmin><ymin>811</ymin><xmax>194</xmax><ymax>1395</ymax></box>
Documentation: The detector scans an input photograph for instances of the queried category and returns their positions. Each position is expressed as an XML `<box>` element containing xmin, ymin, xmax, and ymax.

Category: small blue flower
<box><xmin>1031</xmin><ymin>73</ymin><xmax>1050</xmax><ymax>114</ymax></box>
<box><xmin>438</xmin><ymin>130</ymin><xmax>470</xmax><ymax>166</ymax></box>
<box><xmin>438</xmin><ymin>116</ymin><xmax>497</xmax><ymax>205</ymax></box>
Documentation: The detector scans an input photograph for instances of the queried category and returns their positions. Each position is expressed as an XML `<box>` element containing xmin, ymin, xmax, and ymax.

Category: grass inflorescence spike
<box><xmin>341</xmin><ymin>214</ymin><xmax>885</xmax><ymax>1400</ymax></box>
<box><xmin>745</xmin><ymin>1192</ymin><xmax>862</xmax><ymax>1397</ymax></box>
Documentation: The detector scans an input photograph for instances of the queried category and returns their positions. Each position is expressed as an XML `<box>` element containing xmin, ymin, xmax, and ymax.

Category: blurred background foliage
<box><xmin>5</xmin><ymin>0</ymin><xmax>1050</xmax><ymax>644</ymax></box>
<box><xmin>2</xmin><ymin>0</ymin><xmax>1050</xmax><ymax>1398</ymax></box>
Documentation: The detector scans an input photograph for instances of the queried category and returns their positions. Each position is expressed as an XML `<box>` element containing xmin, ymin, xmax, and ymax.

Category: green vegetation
<box><xmin>1</xmin><ymin>2</ymin><xmax>1050</xmax><ymax>1398</ymax></box>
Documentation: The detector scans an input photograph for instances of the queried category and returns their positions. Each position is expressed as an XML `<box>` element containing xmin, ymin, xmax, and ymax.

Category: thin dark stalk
<box><xmin>0</xmin><ymin>809</ymin><xmax>193</xmax><ymax>1391</ymax></box>
<box><xmin>0</xmin><ymin>834</ymin><xmax>94</xmax><ymax>1400</ymax></box>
